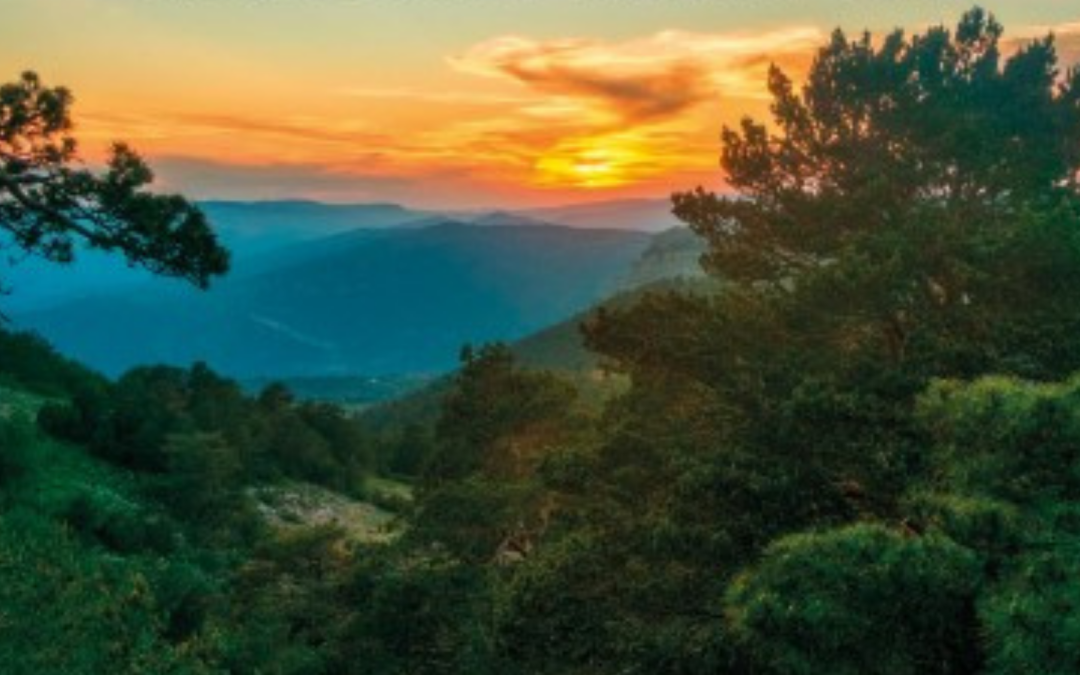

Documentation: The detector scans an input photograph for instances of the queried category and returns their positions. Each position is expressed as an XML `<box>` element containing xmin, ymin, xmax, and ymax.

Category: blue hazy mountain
<box><xmin>520</xmin><ymin>198</ymin><xmax>680</xmax><ymax>232</ymax></box>
<box><xmin>11</xmin><ymin>220</ymin><xmax>652</xmax><ymax>378</ymax></box>
<box><xmin>1</xmin><ymin>199</ymin><xmax>678</xmax><ymax>312</ymax></box>
<box><xmin>1</xmin><ymin>200</ymin><xmax>433</xmax><ymax>312</ymax></box>
<box><xmin>199</xmin><ymin>200</ymin><xmax>435</xmax><ymax>255</ymax></box>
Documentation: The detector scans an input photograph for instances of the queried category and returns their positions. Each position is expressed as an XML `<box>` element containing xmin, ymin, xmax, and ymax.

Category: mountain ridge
<box><xmin>13</xmin><ymin>220</ymin><xmax>654</xmax><ymax>378</ymax></box>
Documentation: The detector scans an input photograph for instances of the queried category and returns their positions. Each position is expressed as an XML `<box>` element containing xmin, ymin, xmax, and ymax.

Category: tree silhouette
<box><xmin>0</xmin><ymin>71</ymin><xmax>229</xmax><ymax>293</ymax></box>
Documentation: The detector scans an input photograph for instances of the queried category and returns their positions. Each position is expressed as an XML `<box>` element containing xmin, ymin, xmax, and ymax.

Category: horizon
<box><xmin>3</xmin><ymin>0</ymin><xmax>1078</xmax><ymax>209</ymax></box>
<box><xmin>191</xmin><ymin>193</ymin><xmax>677</xmax><ymax>213</ymax></box>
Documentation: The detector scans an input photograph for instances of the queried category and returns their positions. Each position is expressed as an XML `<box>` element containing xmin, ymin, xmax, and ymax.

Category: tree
<box><xmin>910</xmin><ymin>374</ymin><xmax>1080</xmax><ymax>675</ymax></box>
<box><xmin>671</xmin><ymin>8</ymin><xmax>1080</xmax><ymax>378</ymax></box>
<box><xmin>552</xmin><ymin>10</ymin><xmax>1080</xmax><ymax>673</ymax></box>
<box><xmin>0</xmin><ymin>71</ymin><xmax>228</xmax><ymax>292</ymax></box>
<box><xmin>412</xmin><ymin>344</ymin><xmax>579</xmax><ymax>563</ymax></box>
<box><xmin>160</xmin><ymin>431</ymin><xmax>242</xmax><ymax>522</ymax></box>
<box><xmin>423</xmin><ymin>344</ymin><xmax>577</xmax><ymax>485</ymax></box>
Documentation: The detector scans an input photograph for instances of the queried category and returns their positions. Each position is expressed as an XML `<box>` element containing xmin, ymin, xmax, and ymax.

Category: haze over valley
<box><xmin>7</xmin><ymin>198</ymin><xmax>695</xmax><ymax>383</ymax></box>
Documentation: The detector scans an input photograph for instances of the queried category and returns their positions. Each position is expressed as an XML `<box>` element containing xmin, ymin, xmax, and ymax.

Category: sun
<box><xmin>534</xmin><ymin>136</ymin><xmax>646</xmax><ymax>189</ymax></box>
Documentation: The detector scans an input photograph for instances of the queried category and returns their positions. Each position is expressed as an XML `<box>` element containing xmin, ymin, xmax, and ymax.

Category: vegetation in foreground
<box><xmin>3</xmin><ymin>7</ymin><xmax>1080</xmax><ymax>675</ymax></box>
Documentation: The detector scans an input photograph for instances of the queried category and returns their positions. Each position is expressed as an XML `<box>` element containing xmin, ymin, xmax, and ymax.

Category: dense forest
<box><xmin>3</xmin><ymin>8</ymin><xmax>1080</xmax><ymax>674</ymax></box>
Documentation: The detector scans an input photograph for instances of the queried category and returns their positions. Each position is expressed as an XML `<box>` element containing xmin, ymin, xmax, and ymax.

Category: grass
<box><xmin>1</xmin><ymin>383</ymin><xmax>139</xmax><ymax>519</ymax></box>
<box><xmin>0</xmin><ymin>385</ymin><xmax>48</xmax><ymax>421</ymax></box>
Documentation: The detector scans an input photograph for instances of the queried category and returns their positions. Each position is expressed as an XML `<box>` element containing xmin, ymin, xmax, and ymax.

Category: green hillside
<box><xmin>0</xmin><ymin>328</ymin><xmax>416</xmax><ymax>674</ymax></box>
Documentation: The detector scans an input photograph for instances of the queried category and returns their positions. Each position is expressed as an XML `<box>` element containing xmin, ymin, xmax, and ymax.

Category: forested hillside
<box><xmin>3</xmin><ymin>8</ymin><xmax>1080</xmax><ymax>675</ymax></box>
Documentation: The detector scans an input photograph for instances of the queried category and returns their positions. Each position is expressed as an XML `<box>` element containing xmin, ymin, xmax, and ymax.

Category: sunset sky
<box><xmin>2</xmin><ymin>0</ymin><xmax>1079</xmax><ymax>208</ymax></box>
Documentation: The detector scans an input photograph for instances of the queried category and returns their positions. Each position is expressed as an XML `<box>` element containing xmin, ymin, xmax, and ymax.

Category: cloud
<box><xmin>80</xmin><ymin>27</ymin><xmax>827</xmax><ymax>201</ymax></box>
<box><xmin>450</xmin><ymin>28</ymin><xmax>824</xmax><ymax>125</ymax></box>
<box><xmin>176</xmin><ymin>113</ymin><xmax>390</xmax><ymax>147</ymax></box>
<box><xmin>145</xmin><ymin>155</ymin><xmax>543</xmax><ymax>209</ymax></box>
<box><xmin>149</xmin><ymin>156</ymin><xmax>412</xmax><ymax>202</ymax></box>
<box><xmin>333</xmin><ymin>87</ymin><xmax>531</xmax><ymax>106</ymax></box>
<box><xmin>83</xmin><ymin>111</ymin><xmax>391</xmax><ymax>148</ymax></box>
<box><xmin>438</xmin><ymin>28</ymin><xmax>824</xmax><ymax>189</ymax></box>
<box><xmin>456</xmin><ymin>39</ymin><xmax>711</xmax><ymax>124</ymax></box>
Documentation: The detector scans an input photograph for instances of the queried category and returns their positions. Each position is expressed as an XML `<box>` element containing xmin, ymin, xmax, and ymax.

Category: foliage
<box><xmin>725</xmin><ymin>524</ymin><xmax>982</xmax><ymax>675</ymax></box>
<box><xmin>496</xmin><ymin>9</ymin><xmax>1080</xmax><ymax>674</ymax></box>
<box><xmin>911</xmin><ymin>374</ymin><xmax>1080</xmax><ymax>675</ymax></box>
<box><xmin>918</xmin><ymin>375</ymin><xmax>1080</xmax><ymax>503</ymax></box>
<box><xmin>0</xmin><ymin>71</ymin><xmax>228</xmax><ymax>291</ymax></box>
<box><xmin>0</xmin><ymin>326</ymin><xmax>105</xmax><ymax>396</ymax></box>
<box><xmin>424</xmin><ymin>343</ymin><xmax>578</xmax><ymax>484</ymax></box>
<box><xmin>672</xmin><ymin>8</ymin><xmax>1080</xmax><ymax>379</ymax></box>
<box><xmin>38</xmin><ymin>362</ymin><xmax>374</xmax><ymax>498</ymax></box>
<box><xmin>980</xmin><ymin>550</ymin><xmax>1080</xmax><ymax>675</ymax></box>
<box><xmin>347</xmin><ymin>550</ymin><xmax>496</xmax><ymax>675</ymax></box>
<box><xmin>408</xmin><ymin>344</ymin><xmax>583</xmax><ymax>563</ymax></box>
<box><xmin>0</xmin><ymin>509</ymin><xmax>218</xmax><ymax>675</ymax></box>
<box><xmin>0</xmin><ymin>415</ymin><xmax>35</xmax><ymax>489</ymax></box>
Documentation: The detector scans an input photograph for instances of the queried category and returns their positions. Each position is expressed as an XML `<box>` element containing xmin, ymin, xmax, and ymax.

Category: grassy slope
<box><xmin>1</xmin><ymin>382</ymin><xmax>403</xmax><ymax>544</ymax></box>
<box><xmin>0</xmin><ymin>385</ymin><xmax>45</xmax><ymax>420</ymax></box>
<box><xmin>1</xmin><ymin>387</ymin><xmax>138</xmax><ymax>521</ymax></box>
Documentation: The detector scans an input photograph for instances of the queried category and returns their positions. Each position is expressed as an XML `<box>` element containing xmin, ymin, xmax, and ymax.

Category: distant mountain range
<box><xmin>5</xmin><ymin>198</ymin><xmax>693</xmax><ymax>380</ymax></box>
<box><xmin>2</xmin><ymin>198</ymin><xmax>679</xmax><ymax>312</ymax></box>
<box><xmin>11</xmin><ymin>221</ymin><xmax>651</xmax><ymax>377</ymax></box>
<box><xmin>522</xmin><ymin>198</ymin><xmax>681</xmax><ymax>232</ymax></box>
<box><xmin>0</xmin><ymin>201</ymin><xmax>435</xmax><ymax>312</ymax></box>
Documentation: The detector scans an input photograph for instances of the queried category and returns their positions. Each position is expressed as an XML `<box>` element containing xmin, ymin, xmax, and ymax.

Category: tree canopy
<box><xmin>0</xmin><ymin>71</ymin><xmax>228</xmax><ymax>291</ymax></box>
<box><xmin>672</xmin><ymin>7</ymin><xmax>1080</xmax><ymax>377</ymax></box>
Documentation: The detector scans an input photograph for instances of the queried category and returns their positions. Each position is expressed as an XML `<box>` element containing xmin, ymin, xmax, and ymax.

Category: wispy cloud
<box><xmin>333</xmin><ymin>87</ymin><xmax>531</xmax><ymax>106</ymax></box>
<box><xmin>150</xmin><ymin>156</ymin><xmax>410</xmax><ymax>200</ymax></box>
<box><xmin>450</xmin><ymin>28</ymin><xmax>824</xmax><ymax>125</ymax></box>
<box><xmin>83</xmin><ymin>111</ymin><xmax>391</xmax><ymax>148</ymax></box>
<box><xmin>146</xmin><ymin>155</ymin><xmax>522</xmax><ymax>209</ymax></box>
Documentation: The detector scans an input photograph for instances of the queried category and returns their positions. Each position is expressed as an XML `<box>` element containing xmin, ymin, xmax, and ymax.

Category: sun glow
<box><xmin>534</xmin><ymin>136</ymin><xmax>652</xmax><ymax>188</ymax></box>
<box><xmin>6</xmin><ymin>0</ymin><xmax>1075</xmax><ymax>207</ymax></box>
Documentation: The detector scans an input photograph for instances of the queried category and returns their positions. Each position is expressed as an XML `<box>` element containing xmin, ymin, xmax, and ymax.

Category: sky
<box><xmin>1</xmin><ymin>0</ymin><xmax>1079</xmax><ymax>209</ymax></box>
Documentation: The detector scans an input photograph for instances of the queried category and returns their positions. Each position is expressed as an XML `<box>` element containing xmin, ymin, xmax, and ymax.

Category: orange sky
<box><xmin>2</xmin><ymin>1</ymin><xmax>1079</xmax><ymax>208</ymax></box>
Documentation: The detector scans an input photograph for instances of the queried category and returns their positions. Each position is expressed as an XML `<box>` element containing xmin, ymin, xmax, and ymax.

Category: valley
<box><xmin>8</xmin><ymin>200</ymin><xmax>700</xmax><ymax>397</ymax></box>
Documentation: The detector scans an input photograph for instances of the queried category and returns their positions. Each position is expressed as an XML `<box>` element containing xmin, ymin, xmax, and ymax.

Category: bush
<box><xmin>725</xmin><ymin>523</ymin><xmax>983</xmax><ymax>675</ymax></box>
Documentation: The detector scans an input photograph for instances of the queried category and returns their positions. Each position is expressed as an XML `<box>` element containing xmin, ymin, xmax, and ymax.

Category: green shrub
<box><xmin>726</xmin><ymin>523</ymin><xmax>982</xmax><ymax>675</ymax></box>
